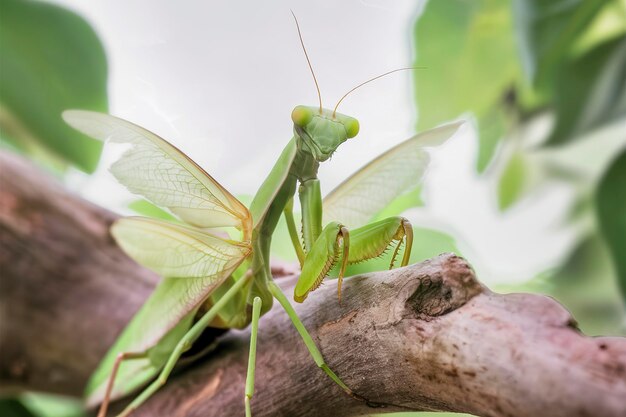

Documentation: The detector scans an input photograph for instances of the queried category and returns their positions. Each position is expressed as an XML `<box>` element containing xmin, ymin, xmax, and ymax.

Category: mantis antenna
<box><xmin>333</xmin><ymin>67</ymin><xmax>425</xmax><ymax>117</ymax></box>
<box><xmin>291</xmin><ymin>10</ymin><xmax>323</xmax><ymax>114</ymax></box>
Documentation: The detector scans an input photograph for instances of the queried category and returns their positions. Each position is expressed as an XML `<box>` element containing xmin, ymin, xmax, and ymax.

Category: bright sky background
<box><xmin>52</xmin><ymin>0</ymin><xmax>607</xmax><ymax>286</ymax></box>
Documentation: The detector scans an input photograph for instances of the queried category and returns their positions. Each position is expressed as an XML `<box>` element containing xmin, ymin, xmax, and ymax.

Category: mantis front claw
<box><xmin>294</xmin><ymin>222</ymin><xmax>350</xmax><ymax>303</ymax></box>
<box><xmin>293</xmin><ymin>216</ymin><xmax>413</xmax><ymax>303</ymax></box>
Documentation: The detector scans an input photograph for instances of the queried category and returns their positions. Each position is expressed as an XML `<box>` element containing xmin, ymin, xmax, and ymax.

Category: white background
<box><xmin>53</xmin><ymin>0</ymin><xmax>607</xmax><ymax>285</ymax></box>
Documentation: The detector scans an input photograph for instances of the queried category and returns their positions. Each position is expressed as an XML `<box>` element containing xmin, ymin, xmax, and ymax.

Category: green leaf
<box><xmin>128</xmin><ymin>199</ymin><xmax>179</xmax><ymax>222</ymax></box>
<box><xmin>234</xmin><ymin>193</ymin><xmax>297</xmax><ymax>262</ymax></box>
<box><xmin>596</xmin><ymin>148</ymin><xmax>626</xmax><ymax>301</ymax></box>
<box><xmin>551</xmin><ymin>234</ymin><xmax>625</xmax><ymax>335</ymax></box>
<box><xmin>413</xmin><ymin>0</ymin><xmax>518</xmax><ymax>171</ymax></box>
<box><xmin>513</xmin><ymin>0</ymin><xmax>606</xmax><ymax>88</ymax></box>
<box><xmin>477</xmin><ymin>104</ymin><xmax>508</xmax><ymax>172</ymax></box>
<box><xmin>0</xmin><ymin>0</ymin><xmax>108</xmax><ymax>172</ymax></box>
<box><xmin>370</xmin><ymin>187</ymin><xmax>424</xmax><ymax>222</ymax></box>
<box><xmin>498</xmin><ymin>150</ymin><xmax>527</xmax><ymax>210</ymax></box>
<box><xmin>19</xmin><ymin>393</ymin><xmax>85</xmax><ymax>417</ymax></box>
<box><xmin>498</xmin><ymin>234</ymin><xmax>626</xmax><ymax>336</ymax></box>
<box><xmin>0</xmin><ymin>399</ymin><xmax>37</xmax><ymax>417</ymax></box>
<box><xmin>547</xmin><ymin>34</ymin><xmax>626</xmax><ymax>146</ymax></box>
<box><xmin>574</xmin><ymin>0</ymin><xmax>626</xmax><ymax>54</ymax></box>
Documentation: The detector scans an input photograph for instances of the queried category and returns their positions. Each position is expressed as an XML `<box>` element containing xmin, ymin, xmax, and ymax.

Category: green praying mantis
<box><xmin>63</xmin><ymin>15</ymin><xmax>462</xmax><ymax>417</ymax></box>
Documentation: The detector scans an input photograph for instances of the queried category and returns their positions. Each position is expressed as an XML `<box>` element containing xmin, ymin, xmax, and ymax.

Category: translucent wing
<box><xmin>85</xmin><ymin>282</ymin><xmax>197</xmax><ymax>406</ymax></box>
<box><xmin>63</xmin><ymin>110</ymin><xmax>250</xmax><ymax>230</ymax></box>
<box><xmin>111</xmin><ymin>216</ymin><xmax>250</xmax><ymax>279</ymax></box>
<box><xmin>85</xmin><ymin>217</ymin><xmax>250</xmax><ymax>405</ymax></box>
<box><xmin>323</xmin><ymin>122</ymin><xmax>463</xmax><ymax>228</ymax></box>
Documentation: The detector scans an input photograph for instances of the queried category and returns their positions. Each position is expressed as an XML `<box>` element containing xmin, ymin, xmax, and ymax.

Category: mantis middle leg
<box><xmin>267</xmin><ymin>280</ymin><xmax>353</xmax><ymax>396</ymax></box>
<box><xmin>245</xmin><ymin>296</ymin><xmax>262</xmax><ymax>417</ymax></box>
<box><xmin>97</xmin><ymin>351</ymin><xmax>148</xmax><ymax>417</ymax></box>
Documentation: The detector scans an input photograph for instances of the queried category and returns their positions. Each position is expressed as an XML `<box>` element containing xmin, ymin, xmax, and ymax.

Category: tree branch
<box><xmin>1</xmin><ymin>151</ymin><xmax>625</xmax><ymax>417</ymax></box>
<box><xmin>0</xmin><ymin>151</ymin><xmax>159</xmax><ymax>396</ymax></box>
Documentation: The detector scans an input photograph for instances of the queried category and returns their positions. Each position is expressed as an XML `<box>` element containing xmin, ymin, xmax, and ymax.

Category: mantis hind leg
<box><xmin>244</xmin><ymin>296</ymin><xmax>262</xmax><ymax>417</ymax></box>
<box><xmin>268</xmin><ymin>281</ymin><xmax>353</xmax><ymax>396</ymax></box>
<box><xmin>97</xmin><ymin>351</ymin><xmax>148</xmax><ymax>417</ymax></box>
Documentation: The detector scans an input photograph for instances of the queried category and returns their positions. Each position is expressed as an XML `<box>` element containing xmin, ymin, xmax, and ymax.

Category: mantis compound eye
<box><xmin>291</xmin><ymin>105</ymin><xmax>313</xmax><ymax>127</ymax></box>
<box><xmin>344</xmin><ymin>118</ymin><xmax>360</xmax><ymax>138</ymax></box>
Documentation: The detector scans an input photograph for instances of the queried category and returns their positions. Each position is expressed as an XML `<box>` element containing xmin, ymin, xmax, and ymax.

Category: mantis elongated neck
<box><xmin>248</xmin><ymin>134</ymin><xmax>322</xmax><ymax>308</ymax></box>
<box><xmin>290</xmin><ymin>143</ymin><xmax>320</xmax><ymax>182</ymax></box>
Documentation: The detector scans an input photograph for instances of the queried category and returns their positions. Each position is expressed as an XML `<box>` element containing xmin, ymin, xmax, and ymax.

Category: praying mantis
<box><xmin>63</xmin><ymin>15</ymin><xmax>462</xmax><ymax>417</ymax></box>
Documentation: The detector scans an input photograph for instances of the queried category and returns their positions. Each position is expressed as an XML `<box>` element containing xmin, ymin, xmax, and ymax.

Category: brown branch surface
<box><xmin>0</xmin><ymin>151</ymin><xmax>160</xmax><ymax>395</ymax></box>
<box><xmin>1</xmin><ymin>151</ymin><xmax>625</xmax><ymax>417</ymax></box>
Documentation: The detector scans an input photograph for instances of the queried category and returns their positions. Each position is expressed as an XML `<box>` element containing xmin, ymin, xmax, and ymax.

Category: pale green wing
<box><xmin>323</xmin><ymin>122</ymin><xmax>463</xmax><ymax>228</ymax></box>
<box><xmin>85</xmin><ymin>217</ymin><xmax>250</xmax><ymax>405</ymax></box>
<box><xmin>111</xmin><ymin>217</ymin><xmax>250</xmax><ymax>279</ymax></box>
<box><xmin>63</xmin><ymin>110</ymin><xmax>250</xmax><ymax>231</ymax></box>
<box><xmin>85</xmin><ymin>280</ymin><xmax>198</xmax><ymax>406</ymax></box>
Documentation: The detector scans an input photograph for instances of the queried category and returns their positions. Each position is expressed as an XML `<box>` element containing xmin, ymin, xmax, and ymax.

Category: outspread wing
<box><xmin>63</xmin><ymin>110</ymin><xmax>250</xmax><ymax>230</ymax></box>
<box><xmin>323</xmin><ymin>122</ymin><xmax>463</xmax><ymax>228</ymax></box>
<box><xmin>85</xmin><ymin>217</ymin><xmax>251</xmax><ymax>405</ymax></box>
<box><xmin>85</xmin><ymin>281</ymin><xmax>197</xmax><ymax>406</ymax></box>
<box><xmin>111</xmin><ymin>217</ymin><xmax>250</xmax><ymax>279</ymax></box>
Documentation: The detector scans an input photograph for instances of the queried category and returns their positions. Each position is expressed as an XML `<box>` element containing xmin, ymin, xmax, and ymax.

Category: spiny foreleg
<box><xmin>347</xmin><ymin>216</ymin><xmax>413</xmax><ymax>269</ymax></box>
<box><xmin>293</xmin><ymin>221</ymin><xmax>349</xmax><ymax>303</ymax></box>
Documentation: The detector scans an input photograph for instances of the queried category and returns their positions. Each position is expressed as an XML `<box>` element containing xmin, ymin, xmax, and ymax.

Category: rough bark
<box><xmin>0</xmin><ymin>151</ymin><xmax>159</xmax><ymax>396</ymax></box>
<box><xmin>1</xmin><ymin>151</ymin><xmax>625</xmax><ymax>417</ymax></box>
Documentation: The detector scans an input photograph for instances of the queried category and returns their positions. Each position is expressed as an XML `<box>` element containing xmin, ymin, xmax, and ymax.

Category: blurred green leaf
<box><xmin>0</xmin><ymin>399</ymin><xmax>37</xmax><ymax>417</ymax></box>
<box><xmin>574</xmin><ymin>0</ymin><xmax>626</xmax><ymax>53</ymax></box>
<box><xmin>477</xmin><ymin>104</ymin><xmax>509</xmax><ymax>172</ymax></box>
<box><xmin>413</xmin><ymin>0</ymin><xmax>518</xmax><ymax>172</ymax></box>
<box><xmin>498</xmin><ymin>150</ymin><xmax>527</xmax><ymax>210</ymax></box>
<box><xmin>498</xmin><ymin>233</ymin><xmax>625</xmax><ymax>335</ymax></box>
<box><xmin>596</xmin><ymin>148</ymin><xmax>626</xmax><ymax>301</ymax></box>
<box><xmin>550</xmin><ymin>234</ymin><xmax>625</xmax><ymax>335</ymax></box>
<box><xmin>128</xmin><ymin>199</ymin><xmax>179</xmax><ymax>222</ymax></box>
<box><xmin>371</xmin><ymin>187</ymin><xmax>423</xmax><ymax>222</ymax></box>
<box><xmin>513</xmin><ymin>0</ymin><xmax>606</xmax><ymax>89</ymax></box>
<box><xmin>20</xmin><ymin>393</ymin><xmax>85</xmax><ymax>417</ymax></box>
<box><xmin>407</xmin><ymin>226</ymin><xmax>460</xmax><ymax>264</ymax></box>
<box><xmin>271</xmin><ymin>211</ymin><xmax>300</xmax><ymax>262</ymax></box>
<box><xmin>547</xmin><ymin>34</ymin><xmax>626</xmax><ymax>146</ymax></box>
<box><xmin>0</xmin><ymin>0</ymin><xmax>108</xmax><ymax>172</ymax></box>
<box><xmin>234</xmin><ymin>194</ymin><xmax>298</xmax><ymax>262</ymax></box>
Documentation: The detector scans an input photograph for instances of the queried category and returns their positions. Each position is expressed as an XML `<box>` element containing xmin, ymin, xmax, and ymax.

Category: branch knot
<box><xmin>405</xmin><ymin>254</ymin><xmax>481</xmax><ymax>320</ymax></box>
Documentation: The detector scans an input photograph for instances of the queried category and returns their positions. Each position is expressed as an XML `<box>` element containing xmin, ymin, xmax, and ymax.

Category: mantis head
<box><xmin>289</xmin><ymin>13</ymin><xmax>416</xmax><ymax>163</ymax></box>
<box><xmin>291</xmin><ymin>105</ymin><xmax>359</xmax><ymax>162</ymax></box>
